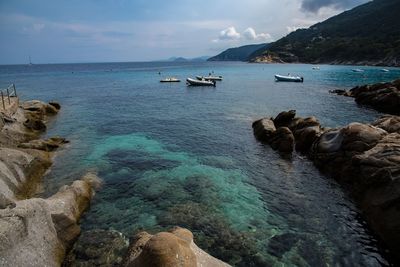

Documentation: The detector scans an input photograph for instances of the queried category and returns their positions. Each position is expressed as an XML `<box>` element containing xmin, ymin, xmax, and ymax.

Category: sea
<box><xmin>1</xmin><ymin>62</ymin><xmax>399</xmax><ymax>266</ymax></box>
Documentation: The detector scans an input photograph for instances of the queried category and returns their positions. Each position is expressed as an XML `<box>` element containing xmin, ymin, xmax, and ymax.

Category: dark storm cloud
<box><xmin>301</xmin><ymin>0</ymin><xmax>370</xmax><ymax>12</ymax></box>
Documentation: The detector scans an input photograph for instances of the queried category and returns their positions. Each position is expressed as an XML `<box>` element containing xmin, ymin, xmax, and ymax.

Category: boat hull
<box><xmin>187</xmin><ymin>78</ymin><xmax>216</xmax><ymax>86</ymax></box>
<box><xmin>275</xmin><ymin>75</ymin><xmax>304</xmax><ymax>82</ymax></box>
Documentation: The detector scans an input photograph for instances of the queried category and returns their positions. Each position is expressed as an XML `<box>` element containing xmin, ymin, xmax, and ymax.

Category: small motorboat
<box><xmin>196</xmin><ymin>75</ymin><xmax>223</xmax><ymax>81</ymax></box>
<box><xmin>160</xmin><ymin>77</ymin><xmax>181</xmax><ymax>82</ymax></box>
<box><xmin>187</xmin><ymin>78</ymin><xmax>216</xmax><ymax>86</ymax></box>
<box><xmin>275</xmin><ymin>74</ymin><xmax>304</xmax><ymax>82</ymax></box>
<box><xmin>381</xmin><ymin>68</ymin><xmax>390</xmax><ymax>72</ymax></box>
<box><xmin>312</xmin><ymin>66</ymin><xmax>320</xmax><ymax>70</ymax></box>
<box><xmin>352</xmin><ymin>69</ymin><xmax>364</xmax><ymax>73</ymax></box>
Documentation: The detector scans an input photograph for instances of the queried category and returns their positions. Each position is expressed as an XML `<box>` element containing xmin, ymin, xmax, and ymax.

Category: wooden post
<box><xmin>6</xmin><ymin>88</ymin><xmax>10</xmax><ymax>104</ymax></box>
<box><xmin>1</xmin><ymin>91</ymin><xmax>5</xmax><ymax>110</ymax></box>
<box><xmin>13</xmin><ymin>84</ymin><xmax>16</xmax><ymax>97</ymax></box>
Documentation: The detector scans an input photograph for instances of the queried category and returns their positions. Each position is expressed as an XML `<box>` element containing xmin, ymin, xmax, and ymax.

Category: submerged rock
<box><xmin>123</xmin><ymin>227</ymin><xmax>230</xmax><ymax>267</ymax></box>
<box><xmin>64</xmin><ymin>229</ymin><xmax>128</xmax><ymax>267</ymax></box>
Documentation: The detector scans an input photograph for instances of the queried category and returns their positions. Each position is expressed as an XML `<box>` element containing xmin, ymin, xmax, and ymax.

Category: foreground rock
<box><xmin>253</xmin><ymin>110</ymin><xmax>400</xmax><ymax>260</ymax></box>
<box><xmin>0</xmin><ymin>100</ymin><xmax>64</xmax><ymax>200</ymax></box>
<box><xmin>123</xmin><ymin>227</ymin><xmax>230</xmax><ymax>267</ymax></box>
<box><xmin>0</xmin><ymin>173</ymin><xmax>101</xmax><ymax>267</ymax></box>
<box><xmin>330</xmin><ymin>79</ymin><xmax>400</xmax><ymax>115</ymax></box>
<box><xmin>0</xmin><ymin>99</ymin><xmax>103</xmax><ymax>266</ymax></box>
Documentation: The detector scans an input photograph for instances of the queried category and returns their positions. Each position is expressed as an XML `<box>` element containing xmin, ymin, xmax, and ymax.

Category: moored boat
<box><xmin>275</xmin><ymin>74</ymin><xmax>304</xmax><ymax>83</ymax></box>
<box><xmin>196</xmin><ymin>75</ymin><xmax>223</xmax><ymax>81</ymax></box>
<box><xmin>160</xmin><ymin>77</ymin><xmax>181</xmax><ymax>82</ymax></box>
<box><xmin>187</xmin><ymin>77</ymin><xmax>216</xmax><ymax>86</ymax></box>
<box><xmin>381</xmin><ymin>68</ymin><xmax>390</xmax><ymax>72</ymax></box>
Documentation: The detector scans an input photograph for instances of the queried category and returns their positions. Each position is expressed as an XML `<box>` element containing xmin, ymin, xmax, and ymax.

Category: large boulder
<box><xmin>123</xmin><ymin>227</ymin><xmax>230</xmax><ymax>267</ymax></box>
<box><xmin>372</xmin><ymin>115</ymin><xmax>400</xmax><ymax>134</ymax></box>
<box><xmin>269</xmin><ymin>127</ymin><xmax>295</xmax><ymax>153</ymax></box>
<box><xmin>252</xmin><ymin>118</ymin><xmax>276</xmax><ymax>142</ymax></box>
<box><xmin>46</xmin><ymin>173</ymin><xmax>102</xmax><ymax>248</ymax></box>
<box><xmin>273</xmin><ymin>110</ymin><xmax>296</xmax><ymax>128</ymax></box>
<box><xmin>352</xmin><ymin>133</ymin><xmax>400</xmax><ymax>255</ymax></box>
<box><xmin>0</xmin><ymin>174</ymin><xmax>100</xmax><ymax>267</ymax></box>
<box><xmin>289</xmin><ymin>117</ymin><xmax>322</xmax><ymax>152</ymax></box>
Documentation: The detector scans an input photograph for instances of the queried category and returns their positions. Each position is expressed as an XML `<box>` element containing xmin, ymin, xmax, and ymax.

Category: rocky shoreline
<box><xmin>1</xmin><ymin>99</ymin><xmax>231</xmax><ymax>266</ymax></box>
<box><xmin>253</xmin><ymin>110</ymin><xmax>400</xmax><ymax>261</ymax></box>
<box><xmin>0</xmin><ymin>100</ymin><xmax>101</xmax><ymax>266</ymax></box>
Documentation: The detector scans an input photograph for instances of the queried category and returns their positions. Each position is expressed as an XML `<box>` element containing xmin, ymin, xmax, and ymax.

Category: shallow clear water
<box><xmin>1</xmin><ymin>62</ymin><xmax>399</xmax><ymax>266</ymax></box>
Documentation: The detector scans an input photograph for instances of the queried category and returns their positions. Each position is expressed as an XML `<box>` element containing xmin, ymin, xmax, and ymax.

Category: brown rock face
<box><xmin>273</xmin><ymin>110</ymin><xmax>296</xmax><ymax>128</ymax></box>
<box><xmin>270</xmin><ymin>127</ymin><xmax>295</xmax><ymax>153</ymax></box>
<box><xmin>372</xmin><ymin>115</ymin><xmax>400</xmax><ymax>134</ymax></box>
<box><xmin>252</xmin><ymin>118</ymin><xmax>276</xmax><ymax>142</ymax></box>
<box><xmin>123</xmin><ymin>227</ymin><xmax>230</xmax><ymax>267</ymax></box>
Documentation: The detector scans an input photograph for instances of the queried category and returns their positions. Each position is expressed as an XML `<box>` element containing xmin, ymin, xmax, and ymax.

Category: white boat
<box><xmin>381</xmin><ymin>69</ymin><xmax>390</xmax><ymax>72</ymax></box>
<box><xmin>312</xmin><ymin>66</ymin><xmax>320</xmax><ymax>70</ymax></box>
<box><xmin>196</xmin><ymin>75</ymin><xmax>223</xmax><ymax>81</ymax></box>
<box><xmin>160</xmin><ymin>77</ymin><xmax>181</xmax><ymax>82</ymax></box>
<box><xmin>352</xmin><ymin>69</ymin><xmax>364</xmax><ymax>73</ymax></box>
<box><xmin>275</xmin><ymin>74</ymin><xmax>304</xmax><ymax>83</ymax></box>
<box><xmin>187</xmin><ymin>78</ymin><xmax>216</xmax><ymax>86</ymax></box>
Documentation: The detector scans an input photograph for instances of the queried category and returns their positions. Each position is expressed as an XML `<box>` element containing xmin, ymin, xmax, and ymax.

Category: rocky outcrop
<box><xmin>252</xmin><ymin>111</ymin><xmax>322</xmax><ymax>153</ymax></box>
<box><xmin>331</xmin><ymin>79</ymin><xmax>400</xmax><ymax>115</ymax></box>
<box><xmin>0</xmin><ymin>100</ymin><xmax>66</xmax><ymax>199</ymax></box>
<box><xmin>18</xmin><ymin>136</ymin><xmax>69</xmax><ymax>152</ymax></box>
<box><xmin>0</xmin><ymin>173</ymin><xmax>101</xmax><ymax>267</ymax></box>
<box><xmin>123</xmin><ymin>227</ymin><xmax>230</xmax><ymax>267</ymax></box>
<box><xmin>253</xmin><ymin>111</ymin><xmax>400</xmax><ymax>260</ymax></box>
<box><xmin>0</xmin><ymin>99</ymin><xmax>102</xmax><ymax>266</ymax></box>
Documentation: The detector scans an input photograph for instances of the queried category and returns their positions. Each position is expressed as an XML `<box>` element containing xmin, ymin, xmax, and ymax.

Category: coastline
<box><xmin>0</xmin><ymin>98</ymin><xmax>101</xmax><ymax>266</ymax></box>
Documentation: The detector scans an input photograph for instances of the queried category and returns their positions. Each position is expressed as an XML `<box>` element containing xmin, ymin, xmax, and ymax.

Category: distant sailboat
<box><xmin>28</xmin><ymin>56</ymin><xmax>33</xmax><ymax>66</ymax></box>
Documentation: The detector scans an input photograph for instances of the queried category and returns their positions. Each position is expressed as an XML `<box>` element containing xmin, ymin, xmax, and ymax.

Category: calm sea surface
<box><xmin>1</xmin><ymin>62</ymin><xmax>399</xmax><ymax>266</ymax></box>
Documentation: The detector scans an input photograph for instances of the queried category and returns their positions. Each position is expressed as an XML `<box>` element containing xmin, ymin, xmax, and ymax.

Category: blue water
<box><xmin>1</xmin><ymin>62</ymin><xmax>399</xmax><ymax>266</ymax></box>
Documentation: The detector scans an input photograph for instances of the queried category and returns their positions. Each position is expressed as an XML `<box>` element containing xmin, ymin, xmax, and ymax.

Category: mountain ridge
<box><xmin>208</xmin><ymin>43</ymin><xmax>268</xmax><ymax>62</ymax></box>
<box><xmin>249</xmin><ymin>0</ymin><xmax>400</xmax><ymax>66</ymax></box>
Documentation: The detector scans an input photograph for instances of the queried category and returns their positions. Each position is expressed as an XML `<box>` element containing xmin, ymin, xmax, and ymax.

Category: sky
<box><xmin>0</xmin><ymin>0</ymin><xmax>369</xmax><ymax>64</ymax></box>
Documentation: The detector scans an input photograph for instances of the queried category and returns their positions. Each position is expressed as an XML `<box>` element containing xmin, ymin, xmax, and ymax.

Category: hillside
<box><xmin>208</xmin><ymin>43</ymin><xmax>268</xmax><ymax>61</ymax></box>
<box><xmin>250</xmin><ymin>0</ymin><xmax>400</xmax><ymax>66</ymax></box>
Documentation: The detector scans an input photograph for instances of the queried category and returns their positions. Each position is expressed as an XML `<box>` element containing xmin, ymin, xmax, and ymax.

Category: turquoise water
<box><xmin>1</xmin><ymin>62</ymin><xmax>399</xmax><ymax>266</ymax></box>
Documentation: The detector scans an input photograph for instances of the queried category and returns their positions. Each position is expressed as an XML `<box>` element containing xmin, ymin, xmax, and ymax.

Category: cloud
<box><xmin>243</xmin><ymin>27</ymin><xmax>271</xmax><ymax>41</ymax></box>
<box><xmin>301</xmin><ymin>0</ymin><xmax>369</xmax><ymax>13</ymax></box>
<box><xmin>218</xmin><ymin>26</ymin><xmax>241</xmax><ymax>40</ymax></box>
<box><xmin>214</xmin><ymin>26</ymin><xmax>272</xmax><ymax>43</ymax></box>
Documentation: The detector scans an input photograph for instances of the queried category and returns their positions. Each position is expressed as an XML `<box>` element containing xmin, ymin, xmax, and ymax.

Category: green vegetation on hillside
<box><xmin>250</xmin><ymin>0</ymin><xmax>400</xmax><ymax>66</ymax></box>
